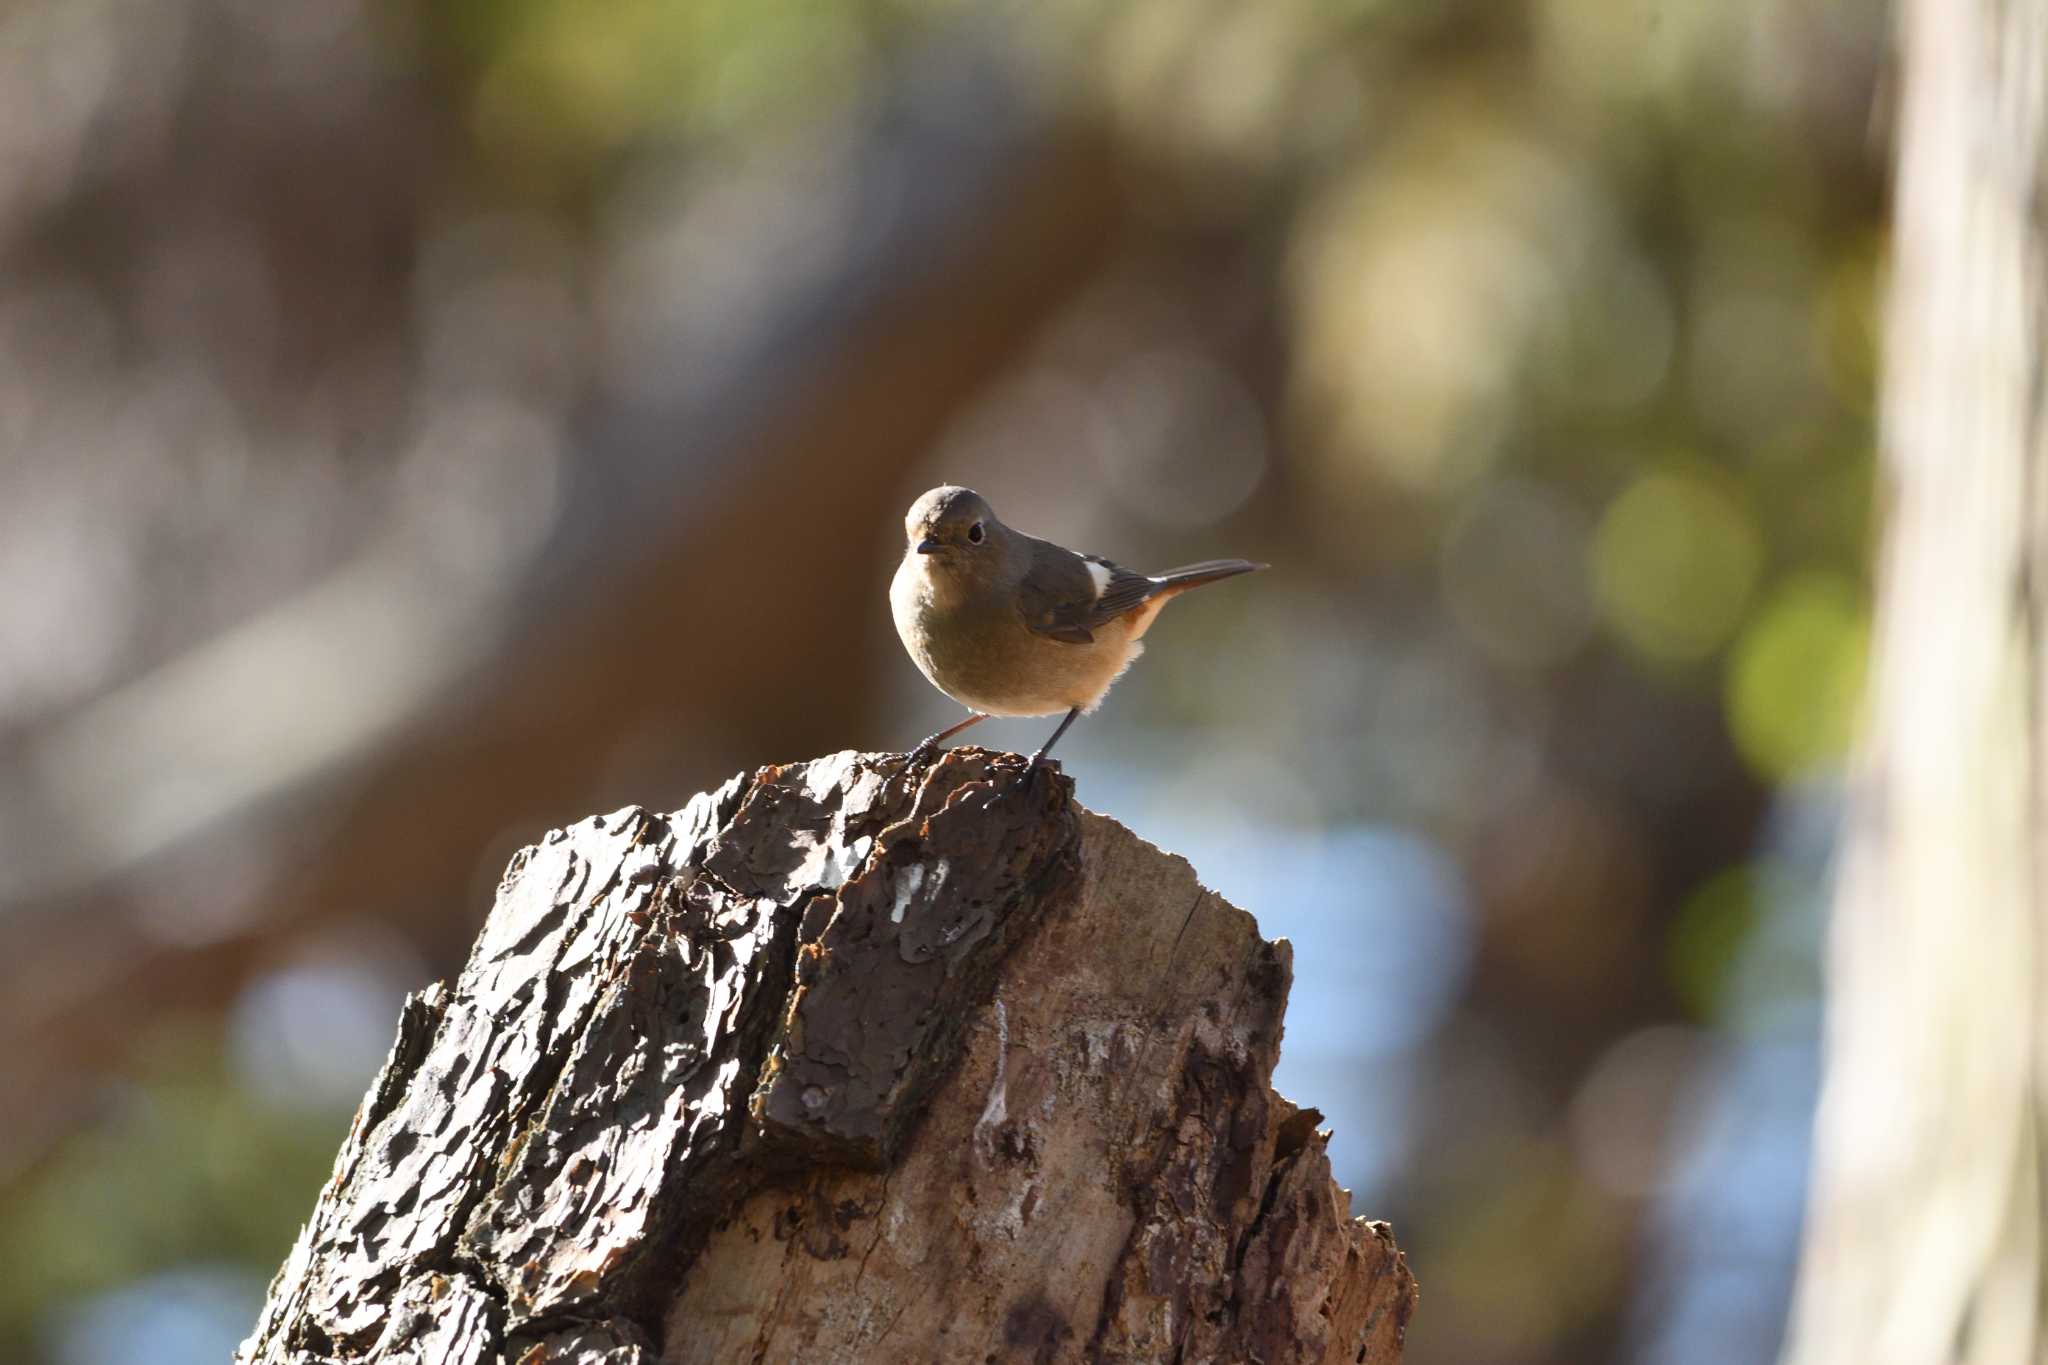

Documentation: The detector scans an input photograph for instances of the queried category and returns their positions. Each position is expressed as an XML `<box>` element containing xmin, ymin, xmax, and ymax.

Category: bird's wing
<box><xmin>1016</xmin><ymin>541</ymin><xmax>1161</xmax><ymax>645</ymax></box>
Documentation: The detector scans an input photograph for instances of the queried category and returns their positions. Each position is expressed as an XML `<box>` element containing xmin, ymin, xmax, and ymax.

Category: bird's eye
<box><xmin>967</xmin><ymin>521</ymin><xmax>985</xmax><ymax>544</ymax></box>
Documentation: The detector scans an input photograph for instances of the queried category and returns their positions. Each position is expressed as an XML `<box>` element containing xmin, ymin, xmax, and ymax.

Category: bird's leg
<box><xmin>907</xmin><ymin>711</ymin><xmax>987</xmax><ymax>766</ymax></box>
<box><xmin>1024</xmin><ymin>707</ymin><xmax>1083</xmax><ymax>779</ymax></box>
<box><xmin>968</xmin><ymin>707</ymin><xmax>1081</xmax><ymax>812</ymax></box>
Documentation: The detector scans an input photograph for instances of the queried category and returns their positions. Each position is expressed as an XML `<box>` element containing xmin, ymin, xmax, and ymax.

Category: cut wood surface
<box><xmin>238</xmin><ymin>749</ymin><xmax>1415</xmax><ymax>1364</ymax></box>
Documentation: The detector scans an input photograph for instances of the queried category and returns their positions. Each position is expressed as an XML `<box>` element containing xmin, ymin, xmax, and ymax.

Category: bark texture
<box><xmin>1783</xmin><ymin>0</ymin><xmax>2048</xmax><ymax>1361</ymax></box>
<box><xmin>238</xmin><ymin>749</ymin><xmax>1416</xmax><ymax>1364</ymax></box>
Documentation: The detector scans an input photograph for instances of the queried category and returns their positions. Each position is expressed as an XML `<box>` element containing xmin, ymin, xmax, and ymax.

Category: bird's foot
<box><xmin>969</xmin><ymin>752</ymin><xmax>1056</xmax><ymax>810</ymax></box>
<box><xmin>898</xmin><ymin>713</ymin><xmax>988</xmax><ymax>777</ymax></box>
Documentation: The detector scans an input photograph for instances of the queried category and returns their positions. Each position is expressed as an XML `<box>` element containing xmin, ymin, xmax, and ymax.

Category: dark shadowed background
<box><xmin>0</xmin><ymin>2</ymin><xmax>1886</xmax><ymax>1362</ymax></box>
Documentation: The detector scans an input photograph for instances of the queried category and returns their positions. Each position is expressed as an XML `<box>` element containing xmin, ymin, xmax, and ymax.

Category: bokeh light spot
<box><xmin>1667</xmin><ymin>865</ymin><xmax>1759</xmax><ymax>1023</ymax></box>
<box><xmin>1592</xmin><ymin>467</ymin><xmax>1762</xmax><ymax>663</ymax></box>
<box><xmin>228</xmin><ymin>934</ymin><xmax>420</xmax><ymax>1113</ymax></box>
<box><xmin>1726</xmin><ymin>571</ymin><xmax>1868</xmax><ymax>781</ymax></box>
<box><xmin>1814</xmin><ymin>239</ymin><xmax>1883</xmax><ymax>416</ymax></box>
<box><xmin>1568</xmin><ymin>1025</ymin><xmax>1716</xmax><ymax>1199</ymax></box>
<box><xmin>1439</xmin><ymin>478</ymin><xmax>1594</xmax><ymax>669</ymax></box>
<box><xmin>1094</xmin><ymin>348</ymin><xmax>1267</xmax><ymax>529</ymax></box>
<box><xmin>49</xmin><ymin>1265</ymin><xmax>262</xmax><ymax>1365</ymax></box>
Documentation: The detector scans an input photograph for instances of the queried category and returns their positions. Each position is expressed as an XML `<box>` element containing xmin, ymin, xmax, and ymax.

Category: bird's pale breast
<box><xmin>891</xmin><ymin>555</ymin><xmax>1140</xmax><ymax>717</ymax></box>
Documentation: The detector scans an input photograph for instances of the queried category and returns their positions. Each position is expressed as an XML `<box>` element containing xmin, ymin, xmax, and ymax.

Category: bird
<box><xmin>890</xmin><ymin>485</ymin><xmax>1265</xmax><ymax>773</ymax></box>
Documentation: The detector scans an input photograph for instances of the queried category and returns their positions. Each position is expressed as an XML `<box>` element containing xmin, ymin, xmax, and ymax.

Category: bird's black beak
<box><xmin>916</xmin><ymin>537</ymin><xmax>941</xmax><ymax>554</ymax></box>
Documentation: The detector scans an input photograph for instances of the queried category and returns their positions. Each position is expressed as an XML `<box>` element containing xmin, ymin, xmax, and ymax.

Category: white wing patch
<box><xmin>1085</xmin><ymin>559</ymin><xmax>1113</xmax><ymax>597</ymax></box>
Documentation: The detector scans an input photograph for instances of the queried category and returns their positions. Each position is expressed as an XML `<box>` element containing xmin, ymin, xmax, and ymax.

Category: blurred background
<box><xmin>0</xmin><ymin>0</ymin><xmax>1888</xmax><ymax>1361</ymax></box>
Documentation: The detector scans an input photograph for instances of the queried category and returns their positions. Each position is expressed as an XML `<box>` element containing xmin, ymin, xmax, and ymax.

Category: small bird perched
<box><xmin>890</xmin><ymin>485</ymin><xmax>1265</xmax><ymax>771</ymax></box>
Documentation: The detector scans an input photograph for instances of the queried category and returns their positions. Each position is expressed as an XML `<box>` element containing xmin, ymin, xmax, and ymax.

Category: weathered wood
<box><xmin>239</xmin><ymin>749</ymin><xmax>1414</xmax><ymax>1364</ymax></box>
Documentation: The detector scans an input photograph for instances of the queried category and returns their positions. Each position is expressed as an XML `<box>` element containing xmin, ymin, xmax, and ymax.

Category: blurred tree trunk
<box><xmin>237</xmin><ymin>751</ymin><xmax>1415</xmax><ymax>1365</ymax></box>
<box><xmin>1785</xmin><ymin>1</ymin><xmax>2048</xmax><ymax>1362</ymax></box>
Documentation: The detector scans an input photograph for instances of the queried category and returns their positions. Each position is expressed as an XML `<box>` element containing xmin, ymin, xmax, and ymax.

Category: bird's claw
<box><xmin>902</xmin><ymin>734</ymin><xmax>950</xmax><ymax>772</ymax></box>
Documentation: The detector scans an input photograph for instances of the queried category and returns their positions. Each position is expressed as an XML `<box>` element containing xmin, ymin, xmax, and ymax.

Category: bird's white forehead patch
<box><xmin>1086</xmin><ymin>560</ymin><xmax>1112</xmax><ymax>597</ymax></box>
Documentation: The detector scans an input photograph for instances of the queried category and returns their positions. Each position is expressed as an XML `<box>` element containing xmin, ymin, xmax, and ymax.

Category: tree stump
<box><xmin>237</xmin><ymin>749</ymin><xmax>1416</xmax><ymax>1364</ymax></box>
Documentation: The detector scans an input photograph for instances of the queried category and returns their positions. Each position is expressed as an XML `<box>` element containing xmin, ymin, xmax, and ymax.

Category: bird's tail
<box><xmin>1152</xmin><ymin>559</ymin><xmax>1268</xmax><ymax>593</ymax></box>
<box><xmin>1119</xmin><ymin>559</ymin><xmax>1265</xmax><ymax>641</ymax></box>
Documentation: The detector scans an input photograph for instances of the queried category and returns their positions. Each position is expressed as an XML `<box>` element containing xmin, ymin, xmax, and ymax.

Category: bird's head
<box><xmin>904</xmin><ymin>486</ymin><xmax>1000</xmax><ymax>577</ymax></box>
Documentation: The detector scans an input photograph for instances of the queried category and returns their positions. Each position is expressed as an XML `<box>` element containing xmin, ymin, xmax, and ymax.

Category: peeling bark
<box><xmin>239</xmin><ymin>749</ymin><xmax>1415</xmax><ymax>1364</ymax></box>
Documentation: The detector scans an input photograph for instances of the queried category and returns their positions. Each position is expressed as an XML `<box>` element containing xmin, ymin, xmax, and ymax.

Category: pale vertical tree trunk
<box><xmin>1784</xmin><ymin>0</ymin><xmax>2048</xmax><ymax>1362</ymax></box>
